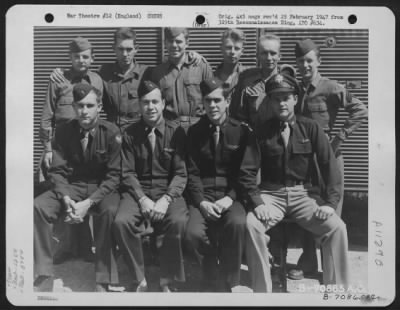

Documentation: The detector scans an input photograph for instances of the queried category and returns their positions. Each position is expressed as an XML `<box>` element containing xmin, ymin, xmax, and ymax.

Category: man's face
<box><xmin>204</xmin><ymin>88</ymin><xmax>228</xmax><ymax>123</ymax></box>
<box><xmin>70</xmin><ymin>49</ymin><xmax>93</xmax><ymax>73</ymax></box>
<box><xmin>221</xmin><ymin>38</ymin><xmax>244</xmax><ymax>65</ymax></box>
<box><xmin>296</xmin><ymin>49</ymin><xmax>321</xmax><ymax>81</ymax></box>
<box><xmin>73</xmin><ymin>92</ymin><xmax>102</xmax><ymax>129</ymax></box>
<box><xmin>269</xmin><ymin>92</ymin><xmax>298</xmax><ymax>121</ymax></box>
<box><xmin>140</xmin><ymin>89</ymin><xmax>165</xmax><ymax>124</ymax></box>
<box><xmin>166</xmin><ymin>33</ymin><xmax>188</xmax><ymax>60</ymax></box>
<box><xmin>114</xmin><ymin>39</ymin><xmax>137</xmax><ymax>68</ymax></box>
<box><xmin>258</xmin><ymin>39</ymin><xmax>281</xmax><ymax>72</ymax></box>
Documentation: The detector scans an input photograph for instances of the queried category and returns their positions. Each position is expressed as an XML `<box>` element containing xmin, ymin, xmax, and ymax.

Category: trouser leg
<box><xmin>288</xmin><ymin>189</ymin><xmax>349</xmax><ymax>286</ymax></box>
<box><xmin>112</xmin><ymin>192</ymin><xmax>146</xmax><ymax>283</ymax></box>
<box><xmin>34</xmin><ymin>191</ymin><xmax>64</xmax><ymax>277</ymax></box>
<box><xmin>155</xmin><ymin>197</ymin><xmax>188</xmax><ymax>282</ymax></box>
<box><xmin>218</xmin><ymin>201</ymin><xmax>246</xmax><ymax>288</ymax></box>
<box><xmin>245</xmin><ymin>192</ymin><xmax>286</xmax><ymax>292</ymax></box>
<box><xmin>297</xmin><ymin>154</ymin><xmax>345</xmax><ymax>271</ymax></box>
<box><xmin>92</xmin><ymin>192</ymin><xmax>120</xmax><ymax>284</ymax></box>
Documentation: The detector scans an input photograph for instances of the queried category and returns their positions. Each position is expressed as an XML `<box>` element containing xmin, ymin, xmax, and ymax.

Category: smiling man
<box><xmin>150</xmin><ymin>27</ymin><xmax>213</xmax><ymax>130</ymax></box>
<box><xmin>229</xmin><ymin>34</ymin><xmax>296</xmax><ymax>128</ymax></box>
<box><xmin>34</xmin><ymin>83</ymin><xmax>122</xmax><ymax>292</ymax></box>
<box><xmin>239</xmin><ymin>73</ymin><xmax>349</xmax><ymax>293</ymax></box>
<box><xmin>288</xmin><ymin>38</ymin><xmax>368</xmax><ymax>281</ymax></box>
<box><xmin>116</xmin><ymin>80</ymin><xmax>188</xmax><ymax>292</ymax></box>
<box><xmin>184</xmin><ymin>77</ymin><xmax>252</xmax><ymax>292</ymax></box>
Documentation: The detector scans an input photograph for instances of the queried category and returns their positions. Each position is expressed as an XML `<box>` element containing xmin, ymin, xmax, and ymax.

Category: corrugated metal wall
<box><xmin>34</xmin><ymin>27</ymin><xmax>368</xmax><ymax>191</ymax></box>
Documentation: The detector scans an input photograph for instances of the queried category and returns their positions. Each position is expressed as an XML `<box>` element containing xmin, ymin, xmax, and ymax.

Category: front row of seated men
<box><xmin>34</xmin><ymin>73</ymin><xmax>349</xmax><ymax>293</ymax></box>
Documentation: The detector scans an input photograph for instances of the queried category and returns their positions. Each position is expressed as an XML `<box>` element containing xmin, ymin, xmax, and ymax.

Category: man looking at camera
<box><xmin>34</xmin><ymin>83</ymin><xmax>122</xmax><ymax>292</ymax></box>
<box><xmin>184</xmin><ymin>77</ymin><xmax>251</xmax><ymax>292</ymax></box>
<box><xmin>115</xmin><ymin>80</ymin><xmax>188</xmax><ymax>293</ymax></box>
<box><xmin>239</xmin><ymin>73</ymin><xmax>349</xmax><ymax>292</ymax></box>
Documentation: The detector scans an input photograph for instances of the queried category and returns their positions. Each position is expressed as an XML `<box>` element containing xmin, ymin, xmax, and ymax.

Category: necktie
<box><xmin>80</xmin><ymin>130</ymin><xmax>89</xmax><ymax>154</ymax></box>
<box><xmin>213</xmin><ymin>125</ymin><xmax>220</xmax><ymax>149</ymax></box>
<box><xmin>148</xmin><ymin>127</ymin><xmax>156</xmax><ymax>152</ymax></box>
<box><xmin>281</xmin><ymin>122</ymin><xmax>290</xmax><ymax>148</ymax></box>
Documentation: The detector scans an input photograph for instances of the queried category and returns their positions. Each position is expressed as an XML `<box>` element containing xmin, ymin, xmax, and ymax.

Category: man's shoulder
<box><xmin>296</xmin><ymin>115</ymin><xmax>321</xmax><ymax>130</ymax></box>
<box><xmin>165</xmin><ymin>119</ymin><xmax>186</xmax><ymax>135</ymax></box>
<box><xmin>98</xmin><ymin>119</ymin><xmax>120</xmax><ymax>134</ymax></box>
<box><xmin>98</xmin><ymin>63</ymin><xmax>116</xmax><ymax>79</ymax></box>
<box><xmin>239</xmin><ymin>68</ymin><xmax>262</xmax><ymax>85</ymax></box>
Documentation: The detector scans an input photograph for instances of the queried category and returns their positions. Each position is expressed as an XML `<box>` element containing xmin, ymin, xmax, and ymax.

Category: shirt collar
<box><xmin>142</xmin><ymin>118</ymin><xmax>165</xmax><ymax>136</ymax></box>
<box><xmin>80</xmin><ymin>123</ymin><xmax>97</xmax><ymax>137</ymax></box>
<box><xmin>112</xmin><ymin>61</ymin><xmax>140</xmax><ymax>79</ymax></box>
<box><xmin>302</xmin><ymin>72</ymin><xmax>322</xmax><ymax>90</ymax></box>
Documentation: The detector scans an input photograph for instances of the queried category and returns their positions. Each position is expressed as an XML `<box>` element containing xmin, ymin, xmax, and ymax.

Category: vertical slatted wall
<box><xmin>34</xmin><ymin>27</ymin><xmax>368</xmax><ymax>191</ymax></box>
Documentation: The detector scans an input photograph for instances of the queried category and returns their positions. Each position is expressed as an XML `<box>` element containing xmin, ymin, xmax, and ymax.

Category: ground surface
<box><xmin>39</xmin><ymin>193</ymin><xmax>369</xmax><ymax>294</ymax></box>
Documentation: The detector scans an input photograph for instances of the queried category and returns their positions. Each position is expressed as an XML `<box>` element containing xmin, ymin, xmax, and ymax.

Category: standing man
<box><xmin>34</xmin><ymin>84</ymin><xmax>122</xmax><ymax>292</ymax></box>
<box><xmin>150</xmin><ymin>27</ymin><xmax>213</xmax><ymax>130</ymax></box>
<box><xmin>214</xmin><ymin>28</ymin><xmax>249</xmax><ymax>105</ymax></box>
<box><xmin>288</xmin><ymin>38</ymin><xmax>368</xmax><ymax>280</ymax></box>
<box><xmin>40</xmin><ymin>37</ymin><xmax>103</xmax><ymax>177</ymax></box>
<box><xmin>230</xmin><ymin>34</ymin><xmax>296</xmax><ymax>128</ymax></box>
<box><xmin>240</xmin><ymin>73</ymin><xmax>349</xmax><ymax>292</ymax></box>
<box><xmin>184</xmin><ymin>78</ymin><xmax>250</xmax><ymax>292</ymax></box>
<box><xmin>99</xmin><ymin>27</ymin><xmax>149</xmax><ymax>131</ymax></box>
<box><xmin>115</xmin><ymin>81</ymin><xmax>188</xmax><ymax>292</ymax></box>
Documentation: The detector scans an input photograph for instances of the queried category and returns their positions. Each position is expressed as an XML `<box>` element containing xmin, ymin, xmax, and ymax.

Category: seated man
<box><xmin>115</xmin><ymin>80</ymin><xmax>188</xmax><ymax>292</ymax></box>
<box><xmin>239</xmin><ymin>73</ymin><xmax>349</xmax><ymax>292</ymax></box>
<box><xmin>184</xmin><ymin>77</ymin><xmax>250</xmax><ymax>292</ymax></box>
<box><xmin>34</xmin><ymin>83</ymin><xmax>121</xmax><ymax>292</ymax></box>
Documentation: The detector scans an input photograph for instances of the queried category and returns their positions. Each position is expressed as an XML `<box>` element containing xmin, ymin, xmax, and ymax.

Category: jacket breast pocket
<box><xmin>184</xmin><ymin>77</ymin><xmax>201</xmax><ymax>103</ymax></box>
<box><xmin>57</xmin><ymin>85</ymin><xmax>74</xmax><ymax>106</ymax></box>
<box><xmin>292</xmin><ymin>141</ymin><xmax>312</xmax><ymax>154</ymax></box>
<box><xmin>160</xmin><ymin>148</ymin><xmax>174</xmax><ymax>166</ymax></box>
<box><xmin>307</xmin><ymin>100</ymin><xmax>330</xmax><ymax>125</ymax></box>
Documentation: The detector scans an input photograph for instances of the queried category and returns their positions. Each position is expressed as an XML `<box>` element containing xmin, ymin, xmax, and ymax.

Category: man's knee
<box><xmin>225</xmin><ymin>207</ymin><xmax>246</xmax><ymax>230</ymax></box>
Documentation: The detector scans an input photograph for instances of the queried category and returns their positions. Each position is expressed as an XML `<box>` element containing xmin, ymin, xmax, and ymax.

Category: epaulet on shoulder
<box><xmin>239</xmin><ymin>121</ymin><xmax>253</xmax><ymax>132</ymax></box>
<box><xmin>165</xmin><ymin>119</ymin><xmax>179</xmax><ymax>129</ymax></box>
<box><xmin>297</xmin><ymin>115</ymin><xmax>317</xmax><ymax>125</ymax></box>
<box><xmin>99</xmin><ymin>119</ymin><xmax>119</xmax><ymax>132</ymax></box>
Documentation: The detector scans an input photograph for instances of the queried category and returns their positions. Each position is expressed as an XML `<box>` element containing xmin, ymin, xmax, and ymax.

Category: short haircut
<box><xmin>259</xmin><ymin>33</ymin><xmax>281</xmax><ymax>45</ymax></box>
<box><xmin>221</xmin><ymin>28</ymin><xmax>246</xmax><ymax>44</ymax></box>
<box><xmin>165</xmin><ymin>28</ymin><xmax>189</xmax><ymax>42</ymax></box>
<box><xmin>114</xmin><ymin>27</ymin><xmax>137</xmax><ymax>45</ymax></box>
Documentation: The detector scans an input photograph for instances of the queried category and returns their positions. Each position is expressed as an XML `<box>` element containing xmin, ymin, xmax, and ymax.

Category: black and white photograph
<box><xmin>5</xmin><ymin>5</ymin><xmax>395</xmax><ymax>307</ymax></box>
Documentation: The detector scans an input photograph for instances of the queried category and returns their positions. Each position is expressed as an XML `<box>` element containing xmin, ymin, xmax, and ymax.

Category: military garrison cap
<box><xmin>295</xmin><ymin>38</ymin><xmax>319</xmax><ymax>58</ymax></box>
<box><xmin>165</xmin><ymin>27</ymin><xmax>188</xmax><ymax>40</ymax></box>
<box><xmin>138</xmin><ymin>80</ymin><xmax>161</xmax><ymax>98</ymax></box>
<box><xmin>69</xmin><ymin>37</ymin><xmax>92</xmax><ymax>53</ymax></box>
<box><xmin>265</xmin><ymin>73</ymin><xmax>299</xmax><ymax>95</ymax></box>
<box><xmin>73</xmin><ymin>83</ymin><xmax>97</xmax><ymax>102</ymax></box>
<box><xmin>200</xmin><ymin>77</ymin><xmax>224</xmax><ymax>96</ymax></box>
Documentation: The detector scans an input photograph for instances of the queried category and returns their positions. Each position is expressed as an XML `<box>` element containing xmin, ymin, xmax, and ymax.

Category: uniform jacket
<box><xmin>99</xmin><ymin>61</ymin><xmax>149</xmax><ymax>131</ymax></box>
<box><xmin>40</xmin><ymin>68</ymin><xmax>103</xmax><ymax>152</ymax></box>
<box><xmin>186</xmin><ymin>115</ymin><xmax>253</xmax><ymax>207</ymax></box>
<box><xmin>48</xmin><ymin>119</ymin><xmax>122</xmax><ymax>204</ymax></box>
<box><xmin>121</xmin><ymin>118</ymin><xmax>187</xmax><ymax>202</ymax></box>
<box><xmin>297</xmin><ymin>73</ymin><xmax>368</xmax><ymax>141</ymax></box>
<box><xmin>239</xmin><ymin>115</ymin><xmax>341</xmax><ymax>210</ymax></box>
<box><xmin>149</xmin><ymin>53</ymin><xmax>213</xmax><ymax>120</ymax></box>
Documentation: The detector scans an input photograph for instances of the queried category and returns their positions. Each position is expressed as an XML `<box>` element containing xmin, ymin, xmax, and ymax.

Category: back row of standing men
<box><xmin>35</xmin><ymin>27</ymin><xmax>368</xmax><ymax>292</ymax></box>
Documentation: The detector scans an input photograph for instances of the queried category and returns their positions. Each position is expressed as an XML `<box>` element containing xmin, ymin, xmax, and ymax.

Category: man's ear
<box><xmin>293</xmin><ymin>94</ymin><xmax>298</xmax><ymax>105</ymax></box>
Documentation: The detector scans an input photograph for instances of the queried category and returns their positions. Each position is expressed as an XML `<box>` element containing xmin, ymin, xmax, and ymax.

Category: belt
<box><xmin>260</xmin><ymin>180</ymin><xmax>306</xmax><ymax>188</ymax></box>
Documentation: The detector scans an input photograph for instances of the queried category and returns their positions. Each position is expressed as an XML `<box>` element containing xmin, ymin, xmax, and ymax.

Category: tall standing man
<box><xmin>230</xmin><ymin>34</ymin><xmax>295</xmax><ymax>128</ymax></box>
<box><xmin>34</xmin><ymin>84</ymin><xmax>122</xmax><ymax>292</ymax></box>
<box><xmin>184</xmin><ymin>78</ymin><xmax>250</xmax><ymax>292</ymax></box>
<box><xmin>240</xmin><ymin>73</ymin><xmax>349</xmax><ymax>292</ymax></box>
<box><xmin>115</xmin><ymin>81</ymin><xmax>188</xmax><ymax>292</ymax></box>
<box><xmin>288</xmin><ymin>38</ymin><xmax>368</xmax><ymax>280</ymax></box>
<box><xmin>214</xmin><ymin>28</ymin><xmax>249</xmax><ymax>105</ymax></box>
<box><xmin>150</xmin><ymin>27</ymin><xmax>213</xmax><ymax>130</ymax></box>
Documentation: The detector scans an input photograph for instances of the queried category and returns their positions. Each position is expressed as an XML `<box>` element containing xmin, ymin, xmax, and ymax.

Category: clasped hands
<box><xmin>199</xmin><ymin>196</ymin><xmax>233</xmax><ymax>221</ymax></box>
<box><xmin>139</xmin><ymin>195</ymin><xmax>171</xmax><ymax>222</ymax></box>
<box><xmin>63</xmin><ymin>196</ymin><xmax>92</xmax><ymax>224</ymax></box>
